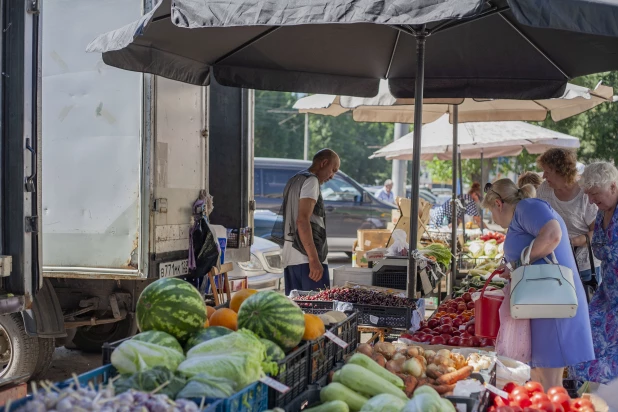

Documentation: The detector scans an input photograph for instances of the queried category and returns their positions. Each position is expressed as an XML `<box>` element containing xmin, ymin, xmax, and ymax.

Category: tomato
<box><xmin>479</xmin><ymin>337</ymin><xmax>493</xmax><ymax>347</ymax></box>
<box><xmin>503</xmin><ymin>382</ymin><xmax>518</xmax><ymax>394</ymax></box>
<box><xmin>510</xmin><ymin>393</ymin><xmax>532</xmax><ymax>409</ymax></box>
<box><xmin>466</xmin><ymin>323</ymin><xmax>476</xmax><ymax>335</ymax></box>
<box><xmin>510</xmin><ymin>387</ymin><xmax>529</xmax><ymax>400</ymax></box>
<box><xmin>494</xmin><ymin>396</ymin><xmax>510</xmax><ymax>408</ymax></box>
<box><xmin>547</xmin><ymin>387</ymin><xmax>568</xmax><ymax>398</ymax></box>
<box><xmin>525</xmin><ymin>381</ymin><xmax>545</xmax><ymax>396</ymax></box>
<box><xmin>428</xmin><ymin>319</ymin><xmax>440</xmax><ymax>329</ymax></box>
<box><xmin>550</xmin><ymin>393</ymin><xmax>571</xmax><ymax>411</ymax></box>
<box><xmin>532</xmin><ymin>400</ymin><xmax>556</xmax><ymax>412</ymax></box>
<box><xmin>552</xmin><ymin>403</ymin><xmax>565</xmax><ymax>412</ymax></box>
<box><xmin>571</xmin><ymin>398</ymin><xmax>594</xmax><ymax>411</ymax></box>
<box><xmin>530</xmin><ymin>393</ymin><xmax>550</xmax><ymax>404</ymax></box>
<box><xmin>469</xmin><ymin>287</ymin><xmax>477</xmax><ymax>293</ymax></box>
<box><xmin>448</xmin><ymin>336</ymin><xmax>461</xmax><ymax>346</ymax></box>
<box><xmin>462</xmin><ymin>292</ymin><xmax>472</xmax><ymax>302</ymax></box>
<box><xmin>467</xmin><ymin>301</ymin><xmax>476</xmax><ymax>309</ymax></box>
<box><xmin>452</xmin><ymin>318</ymin><xmax>464</xmax><ymax>327</ymax></box>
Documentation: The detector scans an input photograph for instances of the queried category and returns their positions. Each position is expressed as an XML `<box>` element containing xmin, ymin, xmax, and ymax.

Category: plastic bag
<box><xmin>496</xmin><ymin>356</ymin><xmax>531</xmax><ymax>389</ymax></box>
<box><xmin>495</xmin><ymin>283</ymin><xmax>531</xmax><ymax>363</ymax></box>
<box><xmin>387</xmin><ymin>229</ymin><xmax>409</xmax><ymax>256</ymax></box>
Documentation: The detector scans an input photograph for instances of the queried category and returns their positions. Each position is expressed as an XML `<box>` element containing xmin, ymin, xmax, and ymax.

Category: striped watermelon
<box><xmin>132</xmin><ymin>331</ymin><xmax>183</xmax><ymax>354</ymax></box>
<box><xmin>184</xmin><ymin>326</ymin><xmax>233</xmax><ymax>352</ymax></box>
<box><xmin>261</xmin><ymin>338</ymin><xmax>285</xmax><ymax>362</ymax></box>
<box><xmin>136</xmin><ymin>278</ymin><xmax>207</xmax><ymax>344</ymax></box>
<box><xmin>237</xmin><ymin>291</ymin><xmax>305</xmax><ymax>352</ymax></box>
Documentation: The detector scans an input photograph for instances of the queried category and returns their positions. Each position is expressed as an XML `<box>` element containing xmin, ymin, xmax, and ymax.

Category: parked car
<box><xmin>228</xmin><ymin>237</ymin><xmax>284</xmax><ymax>290</ymax></box>
<box><xmin>254</xmin><ymin>158</ymin><xmax>396</xmax><ymax>253</ymax></box>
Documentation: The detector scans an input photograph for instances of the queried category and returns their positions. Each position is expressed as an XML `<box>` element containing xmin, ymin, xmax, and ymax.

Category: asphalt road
<box><xmin>37</xmin><ymin>253</ymin><xmax>354</xmax><ymax>384</ymax></box>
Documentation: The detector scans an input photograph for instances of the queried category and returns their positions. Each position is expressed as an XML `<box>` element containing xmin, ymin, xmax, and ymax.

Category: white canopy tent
<box><xmin>369</xmin><ymin>114</ymin><xmax>581</xmax><ymax>161</ymax></box>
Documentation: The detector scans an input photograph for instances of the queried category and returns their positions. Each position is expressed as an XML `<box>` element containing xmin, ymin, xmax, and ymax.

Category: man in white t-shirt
<box><xmin>274</xmin><ymin>149</ymin><xmax>340</xmax><ymax>295</ymax></box>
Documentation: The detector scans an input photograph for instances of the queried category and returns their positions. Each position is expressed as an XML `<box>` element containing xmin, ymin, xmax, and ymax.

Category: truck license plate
<box><xmin>159</xmin><ymin>259</ymin><xmax>189</xmax><ymax>278</ymax></box>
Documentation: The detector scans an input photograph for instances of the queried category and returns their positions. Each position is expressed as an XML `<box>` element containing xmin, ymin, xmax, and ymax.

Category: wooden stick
<box><xmin>149</xmin><ymin>380</ymin><xmax>170</xmax><ymax>395</ymax></box>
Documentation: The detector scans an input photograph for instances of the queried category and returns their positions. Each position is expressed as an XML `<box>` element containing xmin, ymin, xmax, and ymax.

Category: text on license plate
<box><xmin>159</xmin><ymin>259</ymin><xmax>189</xmax><ymax>278</ymax></box>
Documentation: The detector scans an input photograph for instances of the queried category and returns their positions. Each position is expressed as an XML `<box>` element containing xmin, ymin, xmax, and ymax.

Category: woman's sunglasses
<box><xmin>484</xmin><ymin>182</ymin><xmax>504</xmax><ymax>203</ymax></box>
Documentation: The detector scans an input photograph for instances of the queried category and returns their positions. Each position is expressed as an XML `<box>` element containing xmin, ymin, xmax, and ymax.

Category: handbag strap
<box><xmin>480</xmin><ymin>269</ymin><xmax>503</xmax><ymax>300</ymax></box>
<box><xmin>585</xmin><ymin>234</ymin><xmax>596</xmax><ymax>276</ymax></box>
<box><xmin>520</xmin><ymin>238</ymin><xmax>559</xmax><ymax>266</ymax></box>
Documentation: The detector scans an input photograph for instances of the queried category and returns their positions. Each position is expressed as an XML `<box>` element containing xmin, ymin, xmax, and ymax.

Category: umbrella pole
<box><xmin>407</xmin><ymin>31</ymin><xmax>426</xmax><ymax>300</ymax></box>
<box><xmin>480</xmin><ymin>149</ymin><xmax>484</xmax><ymax>230</ymax></box>
<box><xmin>450</xmin><ymin>106</ymin><xmax>458</xmax><ymax>295</ymax></box>
<box><xmin>459</xmin><ymin>151</ymin><xmax>465</xmax><ymax>241</ymax></box>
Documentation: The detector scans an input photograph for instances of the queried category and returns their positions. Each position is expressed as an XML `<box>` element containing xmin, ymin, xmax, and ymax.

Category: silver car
<box><xmin>228</xmin><ymin>237</ymin><xmax>284</xmax><ymax>290</ymax></box>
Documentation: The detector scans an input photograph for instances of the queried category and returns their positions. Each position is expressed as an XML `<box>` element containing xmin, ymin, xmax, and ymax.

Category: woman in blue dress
<box><xmin>482</xmin><ymin>178</ymin><xmax>594</xmax><ymax>390</ymax></box>
<box><xmin>570</xmin><ymin>162</ymin><xmax>618</xmax><ymax>383</ymax></box>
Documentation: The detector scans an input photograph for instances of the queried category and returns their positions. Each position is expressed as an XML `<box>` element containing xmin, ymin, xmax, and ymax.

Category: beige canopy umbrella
<box><xmin>294</xmin><ymin>80</ymin><xmax>616</xmax><ymax>123</ymax></box>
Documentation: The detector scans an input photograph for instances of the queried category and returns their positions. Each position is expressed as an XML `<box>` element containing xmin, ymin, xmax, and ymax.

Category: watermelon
<box><xmin>237</xmin><ymin>291</ymin><xmax>305</xmax><ymax>352</ymax></box>
<box><xmin>184</xmin><ymin>326</ymin><xmax>233</xmax><ymax>352</ymax></box>
<box><xmin>136</xmin><ymin>278</ymin><xmax>207</xmax><ymax>344</ymax></box>
<box><xmin>261</xmin><ymin>338</ymin><xmax>285</xmax><ymax>362</ymax></box>
<box><xmin>132</xmin><ymin>331</ymin><xmax>183</xmax><ymax>354</ymax></box>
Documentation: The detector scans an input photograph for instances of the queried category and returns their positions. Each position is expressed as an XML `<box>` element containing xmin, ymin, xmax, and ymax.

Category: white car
<box><xmin>228</xmin><ymin>237</ymin><xmax>284</xmax><ymax>290</ymax></box>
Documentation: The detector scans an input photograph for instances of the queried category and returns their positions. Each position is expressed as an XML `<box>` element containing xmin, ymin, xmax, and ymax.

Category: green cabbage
<box><xmin>178</xmin><ymin>353</ymin><xmax>264</xmax><ymax>389</ymax></box>
<box><xmin>111</xmin><ymin>340</ymin><xmax>185</xmax><ymax>374</ymax></box>
<box><xmin>114</xmin><ymin>366</ymin><xmax>187</xmax><ymax>399</ymax></box>
<box><xmin>176</xmin><ymin>373</ymin><xmax>236</xmax><ymax>399</ymax></box>
<box><xmin>361</xmin><ymin>394</ymin><xmax>406</xmax><ymax>411</ymax></box>
<box><xmin>402</xmin><ymin>394</ymin><xmax>443</xmax><ymax>412</ymax></box>
<box><xmin>469</xmin><ymin>241</ymin><xmax>484</xmax><ymax>258</ymax></box>
<box><xmin>484</xmin><ymin>242</ymin><xmax>498</xmax><ymax>258</ymax></box>
<box><xmin>187</xmin><ymin>329</ymin><xmax>278</xmax><ymax>375</ymax></box>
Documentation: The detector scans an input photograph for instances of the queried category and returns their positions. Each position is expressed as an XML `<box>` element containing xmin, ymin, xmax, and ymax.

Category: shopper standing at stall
<box><xmin>536</xmin><ymin>149</ymin><xmax>601</xmax><ymax>285</ymax></box>
<box><xmin>375</xmin><ymin>179</ymin><xmax>395</xmax><ymax>204</ymax></box>
<box><xmin>273</xmin><ymin>149</ymin><xmax>340</xmax><ymax>295</ymax></box>
<box><xmin>570</xmin><ymin>162</ymin><xmax>618</xmax><ymax>384</ymax></box>
<box><xmin>432</xmin><ymin>182</ymin><xmax>482</xmax><ymax>227</ymax></box>
<box><xmin>482</xmin><ymin>179</ymin><xmax>594</xmax><ymax>390</ymax></box>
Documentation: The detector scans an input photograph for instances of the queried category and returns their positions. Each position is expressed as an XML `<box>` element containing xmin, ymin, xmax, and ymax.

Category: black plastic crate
<box><xmin>354</xmin><ymin>302</ymin><xmax>415</xmax><ymax>329</ymax></box>
<box><xmin>331</xmin><ymin>312</ymin><xmax>358</xmax><ymax>363</ymax></box>
<box><xmin>269</xmin><ymin>343</ymin><xmax>310</xmax><ymax>409</ymax></box>
<box><xmin>294</xmin><ymin>299</ymin><xmax>335</xmax><ymax>314</ymax></box>
<box><xmin>102</xmin><ymin>336</ymin><xmax>130</xmax><ymax>365</ymax></box>
<box><xmin>476</xmin><ymin>362</ymin><xmax>497</xmax><ymax>412</ymax></box>
<box><xmin>563</xmin><ymin>379</ymin><xmax>580</xmax><ymax>398</ymax></box>
<box><xmin>371</xmin><ymin>270</ymin><xmax>407</xmax><ymax>291</ymax></box>
<box><xmin>307</xmin><ymin>334</ymin><xmax>335</xmax><ymax>385</ymax></box>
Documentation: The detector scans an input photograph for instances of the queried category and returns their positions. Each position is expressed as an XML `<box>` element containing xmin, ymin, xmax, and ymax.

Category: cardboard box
<box><xmin>357</xmin><ymin>229</ymin><xmax>392</xmax><ymax>251</ymax></box>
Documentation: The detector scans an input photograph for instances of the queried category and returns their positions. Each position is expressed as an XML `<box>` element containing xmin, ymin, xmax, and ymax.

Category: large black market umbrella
<box><xmin>88</xmin><ymin>0</ymin><xmax>618</xmax><ymax>298</ymax></box>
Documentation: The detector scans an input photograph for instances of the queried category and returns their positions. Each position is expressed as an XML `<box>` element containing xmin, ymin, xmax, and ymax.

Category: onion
<box><xmin>356</xmin><ymin>343</ymin><xmax>374</xmax><ymax>358</ymax></box>
<box><xmin>374</xmin><ymin>342</ymin><xmax>396</xmax><ymax>360</ymax></box>
<box><xmin>392</xmin><ymin>353</ymin><xmax>407</xmax><ymax>363</ymax></box>
<box><xmin>373</xmin><ymin>353</ymin><xmax>387</xmax><ymax>367</ymax></box>
<box><xmin>386</xmin><ymin>360</ymin><xmax>403</xmax><ymax>374</ymax></box>
<box><xmin>402</xmin><ymin>357</ymin><xmax>424</xmax><ymax>378</ymax></box>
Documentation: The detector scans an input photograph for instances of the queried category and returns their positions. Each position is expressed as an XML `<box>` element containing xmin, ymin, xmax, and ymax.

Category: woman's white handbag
<box><xmin>510</xmin><ymin>239</ymin><xmax>578</xmax><ymax>319</ymax></box>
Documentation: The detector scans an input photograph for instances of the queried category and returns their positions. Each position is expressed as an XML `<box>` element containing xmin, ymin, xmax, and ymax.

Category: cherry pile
<box><xmin>295</xmin><ymin>287</ymin><xmax>417</xmax><ymax>307</ymax></box>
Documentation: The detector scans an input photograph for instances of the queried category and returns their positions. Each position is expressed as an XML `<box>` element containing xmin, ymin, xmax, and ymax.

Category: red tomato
<box><xmin>441</xmin><ymin>333</ymin><xmax>452</xmax><ymax>341</ymax></box>
<box><xmin>571</xmin><ymin>398</ymin><xmax>594</xmax><ymax>411</ymax></box>
<box><xmin>530</xmin><ymin>392</ymin><xmax>550</xmax><ymax>404</ymax></box>
<box><xmin>462</xmin><ymin>292</ymin><xmax>473</xmax><ymax>302</ymax></box>
<box><xmin>550</xmin><ymin>393</ymin><xmax>571</xmax><ymax>411</ymax></box>
<box><xmin>547</xmin><ymin>387</ymin><xmax>568</xmax><ymax>398</ymax></box>
<box><xmin>441</xmin><ymin>316</ymin><xmax>453</xmax><ymax>325</ymax></box>
<box><xmin>524</xmin><ymin>381</ymin><xmax>544</xmax><ymax>396</ymax></box>
<box><xmin>532</xmin><ymin>400</ymin><xmax>555</xmax><ymax>412</ymax></box>
<box><xmin>510</xmin><ymin>387</ymin><xmax>529</xmax><ymax>400</ymax></box>
<box><xmin>510</xmin><ymin>393</ymin><xmax>532</xmax><ymax>409</ymax></box>
<box><xmin>503</xmin><ymin>382</ymin><xmax>518</xmax><ymax>394</ymax></box>
<box><xmin>552</xmin><ymin>403</ymin><xmax>565</xmax><ymax>412</ymax></box>
<box><xmin>494</xmin><ymin>396</ymin><xmax>510</xmax><ymax>408</ymax></box>
<box><xmin>452</xmin><ymin>318</ymin><xmax>463</xmax><ymax>327</ymax></box>
<box><xmin>468</xmin><ymin>287</ymin><xmax>477</xmax><ymax>293</ymax></box>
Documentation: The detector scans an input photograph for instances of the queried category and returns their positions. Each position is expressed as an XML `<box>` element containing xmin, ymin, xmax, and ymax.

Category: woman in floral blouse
<box><xmin>571</xmin><ymin>162</ymin><xmax>618</xmax><ymax>383</ymax></box>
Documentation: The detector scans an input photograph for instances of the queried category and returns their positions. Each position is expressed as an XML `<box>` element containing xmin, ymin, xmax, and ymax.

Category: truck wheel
<box><xmin>0</xmin><ymin>314</ymin><xmax>39</xmax><ymax>382</ymax></box>
<box><xmin>72</xmin><ymin>317</ymin><xmax>136</xmax><ymax>353</ymax></box>
<box><xmin>31</xmin><ymin>338</ymin><xmax>56</xmax><ymax>380</ymax></box>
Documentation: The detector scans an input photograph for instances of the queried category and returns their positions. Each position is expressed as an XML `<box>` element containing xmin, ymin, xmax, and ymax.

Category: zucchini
<box><xmin>335</xmin><ymin>364</ymin><xmax>408</xmax><ymax>401</ymax></box>
<box><xmin>320</xmin><ymin>383</ymin><xmax>368</xmax><ymax>411</ymax></box>
<box><xmin>305</xmin><ymin>400</ymin><xmax>350</xmax><ymax>412</ymax></box>
<box><xmin>347</xmin><ymin>353</ymin><xmax>404</xmax><ymax>389</ymax></box>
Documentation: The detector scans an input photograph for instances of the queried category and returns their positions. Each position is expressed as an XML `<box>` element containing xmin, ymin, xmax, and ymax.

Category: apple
<box><xmin>466</xmin><ymin>324</ymin><xmax>476</xmax><ymax>335</ymax></box>
<box><xmin>439</xmin><ymin>324</ymin><xmax>452</xmax><ymax>334</ymax></box>
<box><xmin>441</xmin><ymin>333</ymin><xmax>452</xmax><ymax>341</ymax></box>
<box><xmin>467</xmin><ymin>301</ymin><xmax>475</xmax><ymax>310</ymax></box>
<box><xmin>470</xmin><ymin>336</ymin><xmax>480</xmax><ymax>347</ymax></box>
<box><xmin>479</xmin><ymin>337</ymin><xmax>493</xmax><ymax>347</ymax></box>
<box><xmin>459</xmin><ymin>337</ymin><xmax>473</xmax><ymax>347</ymax></box>
<box><xmin>428</xmin><ymin>319</ymin><xmax>440</xmax><ymax>329</ymax></box>
<box><xmin>452</xmin><ymin>318</ymin><xmax>463</xmax><ymax>327</ymax></box>
<box><xmin>440</xmin><ymin>316</ymin><xmax>453</xmax><ymax>325</ymax></box>
<box><xmin>462</xmin><ymin>292</ymin><xmax>472</xmax><ymax>302</ymax></box>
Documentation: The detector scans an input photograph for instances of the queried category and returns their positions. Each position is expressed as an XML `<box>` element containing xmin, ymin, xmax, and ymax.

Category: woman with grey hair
<box><xmin>570</xmin><ymin>162</ymin><xmax>618</xmax><ymax>384</ymax></box>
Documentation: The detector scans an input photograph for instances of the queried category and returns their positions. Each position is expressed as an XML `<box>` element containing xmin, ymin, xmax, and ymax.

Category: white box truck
<box><xmin>0</xmin><ymin>0</ymin><xmax>253</xmax><ymax>383</ymax></box>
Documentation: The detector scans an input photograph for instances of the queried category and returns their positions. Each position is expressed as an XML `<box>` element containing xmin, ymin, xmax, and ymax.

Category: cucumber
<box><xmin>347</xmin><ymin>353</ymin><xmax>404</xmax><ymax>389</ymax></box>
<box><xmin>321</xmin><ymin>383</ymin><xmax>368</xmax><ymax>412</ymax></box>
<box><xmin>305</xmin><ymin>400</ymin><xmax>350</xmax><ymax>412</ymax></box>
<box><xmin>335</xmin><ymin>364</ymin><xmax>408</xmax><ymax>401</ymax></box>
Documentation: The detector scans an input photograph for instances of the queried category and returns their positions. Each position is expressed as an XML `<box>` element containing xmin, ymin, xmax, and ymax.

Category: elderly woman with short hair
<box><xmin>571</xmin><ymin>162</ymin><xmax>618</xmax><ymax>384</ymax></box>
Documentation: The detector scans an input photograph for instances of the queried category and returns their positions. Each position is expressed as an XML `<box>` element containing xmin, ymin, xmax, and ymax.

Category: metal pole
<box><xmin>392</xmin><ymin>123</ymin><xmax>408</xmax><ymax>198</ymax></box>
<box><xmin>459</xmin><ymin>151</ymin><xmax>465</xmax><ymax>240</ymax></box>
<box><xmin>407</xmin><ymin>32</ymin><xmax>426</xmax><ymax>299</ymax></box>
<box><xmin>480</xmin><ymin>149</ymin><xmax>484</xmax><ymax>230</ymax></box>
<box><xmin>303</xmin><ymin>113</ymin><xmax>309</xmax><ymax>161</ymax></box>
<box><xmin>450</xmin><ymin>106</ymin><xmax>458</xmax><ymax>294</ymax></box>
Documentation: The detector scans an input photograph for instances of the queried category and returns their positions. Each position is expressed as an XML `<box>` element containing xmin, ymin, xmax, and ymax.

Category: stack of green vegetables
<box><xmin>419</xmin><ymin>243</ymin><xmax>452</xmax><ymax>268</ymax></box>
<box><xmin>290</xmin><ymin>353</ymin><xmax>456</xmax><ymax>412</ymax></box>
<box><xmin>111</xmin><ymin>328</ymin><xmax>279</xmax><ymax>401</ymax></box>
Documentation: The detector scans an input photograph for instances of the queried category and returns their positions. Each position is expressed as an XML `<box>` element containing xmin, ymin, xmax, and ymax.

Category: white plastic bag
<box><xmin>386</xmin><ymin>229</ymin><xmax>409</xmax><ymax>256</ymax></box>
<box><xmin>496</xmin><ymin>283</ymin><xmax>531</xmax><ymax>363</ymax></box>
<box><xmin>496</xmin><ymin>356</ymin><xmax>531</xmax><ymax>389</ymax></box>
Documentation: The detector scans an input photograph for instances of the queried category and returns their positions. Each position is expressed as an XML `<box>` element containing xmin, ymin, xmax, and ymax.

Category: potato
<box><xmin>373</xmin><ymin>353</ymin><xmax>387</xmax><ymax>367</ymax></box>
<box><xmin>374</xmin><ymin>342</ymin><xmax>396</xmax><ymax>360</ymax></box>
<box><xmin>356</xmin><ymin>343</ymin><xmax>374</xmax><ymax>358</ymax></box>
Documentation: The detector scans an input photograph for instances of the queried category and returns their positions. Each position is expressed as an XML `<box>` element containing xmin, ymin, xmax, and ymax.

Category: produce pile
<box><xmin>14</xmin><ymin>380</ymin><xmax>200</xmax><ymax>412</ymax></box>
<box><xmin>418</xmin><ymin>243</ymin><xmax>452</xmax><ymax>268</ymax></box>
<box><xmin>453</xmin><ymin>273</ymin><xmax>505</xmax><ymax>297</ymax></box>
<box><xmin>491</xmin><ymin>380</ymin><xmax>595</xmax><ymax>412</ymax></box>
<box><xmin>295</xmin><ymin>287</ymin><xmax>417</xmax><ymax>307</ymax></box>
<box><xmin>463</xmin><ymin>237</ymin><xmax>504</xmax><ymax>261</ymax></box>
<box><xmin>404</xmin><ymin>295</ymin><xmax>495</xmax><ymax>347</ymax></box>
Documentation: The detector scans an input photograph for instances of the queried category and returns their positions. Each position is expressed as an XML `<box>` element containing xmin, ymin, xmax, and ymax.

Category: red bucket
<box><xmin>474</xmin><ymin>270</ymin><xmax>505</xmax><ymax>339</ymax></box>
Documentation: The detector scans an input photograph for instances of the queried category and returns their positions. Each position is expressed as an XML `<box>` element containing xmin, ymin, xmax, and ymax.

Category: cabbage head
<box><xmin>177</xmin><ymin>353</ymin><xmax>264</xmax><ymax>390</ymax></box>
<box><xmin>469</xmin><ymin>241</ymin><xmax>484</xmax><ymax>258</ymax></box>
<box><xmin>111</xmin><ymin>340</ymin><xmax>185</xmax><ymax>374</ymax></box>
<box><xmin>484</xmin><ymin>242</ymin><xmax>498</xmax><ymax>258</ymax></box>
<box><xmin>361</xmin><ymin>394</ymin><xmax>406</xmax><ymax>412</ymax></box>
